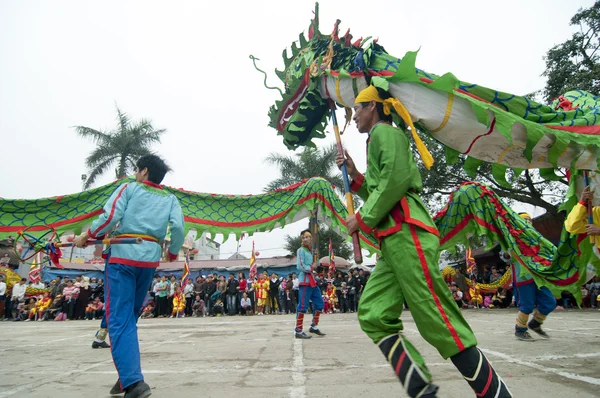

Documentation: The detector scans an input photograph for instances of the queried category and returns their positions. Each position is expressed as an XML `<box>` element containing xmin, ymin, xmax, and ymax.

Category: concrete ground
<box><xmin>0</xmin><ymin>309</ymin><xmax>599</xmax><ymax>398</ymax></box>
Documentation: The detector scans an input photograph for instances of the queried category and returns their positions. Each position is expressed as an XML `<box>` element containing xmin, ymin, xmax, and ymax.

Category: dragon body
<box><xmin>268</xmin><ymin>3</ymin><xmax>600</xmax><ymax>180</ymax></box>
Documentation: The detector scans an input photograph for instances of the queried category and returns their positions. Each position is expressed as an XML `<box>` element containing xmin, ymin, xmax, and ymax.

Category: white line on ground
<box><xmin>481</xmin><ymin>348</ymin><xmax>600</xmax><ymax>386</ymax></box>
<box><xmin>289</xmin><ymin>338</ymin><xmax>307</xmax><ymax>398</ymax></box>
<box><xmin>0</xmin><ymin>333</ymin><xmax>91</xmax><ymax>352</ymax></box>
<box><xmin>529</xmin><ymin>352</ymin><xmax>600</xmax><ymax>361</ymax></box>
<box><xmin>0</xmin><ymin>333</ymin><xmax>193</xmax><ymax>398</ymax></box>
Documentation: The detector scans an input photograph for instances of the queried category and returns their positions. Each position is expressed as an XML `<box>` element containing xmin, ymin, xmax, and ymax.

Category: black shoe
<box><xmin>124</xmin><ymin>381</ymin><xmax>151</xmax><ymax>398</ymax></box>
<box><xmin>295</xmin><ymin>331</ymin><xmax>312</xmax><ymax>339</ymax></box>
<box><xmin>528</xmin><ymin>320</ymin><xmax>550</xmax><ymax>338</ymax></box>
<box><xmin>92</xmin><ymin>340</ymin><xmax>111</xmax><ymax>349</ymax></box>
<box><xmin>515</xmin><ymin>329</ymin><xmax>535</xmax><ymax>341</ymax></box>
<box><xmin>110</xmin><ymin>379</ymin><xmax>124</xmax><ymax>395</ymax></box>
<box><xmin>309</xmin><ymin>327</ymin><xmax>326</xmax><ymax>336</ymax></box>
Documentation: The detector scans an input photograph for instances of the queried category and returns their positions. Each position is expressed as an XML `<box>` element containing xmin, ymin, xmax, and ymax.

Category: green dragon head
<box><xmin>267</xmin><ymin>2</ymin><xmax>400</xmax><ymax>149</ymax></box>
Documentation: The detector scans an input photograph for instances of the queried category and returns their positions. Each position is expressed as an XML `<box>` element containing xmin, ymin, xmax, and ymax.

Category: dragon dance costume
<box><xmin>294</xmin><ymin>240</ymin><xmax>325</xmax><ymax>338</ymax></box>
<box><xmin>87</xmin><ymin>180</ymin><xmax>184</xmax><ymax>392</ymax></box>
<box><xmin>352</xmin><ymin>86</ymin><xmax>511</xmax><ymax>398</ymax></box>
<box><xmin>504</xmin><ymin>214</ymin><xmax>556</xmax><ymax>341</ymax></box>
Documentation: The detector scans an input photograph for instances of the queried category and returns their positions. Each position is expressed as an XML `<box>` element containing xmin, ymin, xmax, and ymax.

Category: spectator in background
<box><xmin>192</xmin><ymin>294</ymin><xmax>206</xmax><ymax>317</ymax></box>
<box><xmin>226</xmin><ymin>273</ymin><xmax>239</xmax><ymax>315</ymax></box>
<box><xmin>237</xmin><ymin>273</ymin><xmax>247</xmax><ymax>314</ymax></box>
<box><xmin>587</xmin><ymin>276</ymin><xmax>600</xmax><ymax>308</ymax></box>
<box><xmin>489</xmin><ymin>266</ymin><xmax>501</xmax><ymax>283</ymax></box>
<box><xmin>269</xmin><ymin>273</ymin><xmax>280</xmax><ymax>314</ymax></box>
<box><xmin>211</xmin><ymin>298</ymin><xmax>224</xmax><ymax>317</ymax></box>
<box><xmin>51</xmin><ymin>276</ymin><xmax>65</xmax><ymax>299</ymax></box>
<box><xmin>184</xmin><ymin>279</ymin><xmax>194</xmax><ymax>316</ymax></box>
<box><xmin>7</xmin><ymin>278</ymin><xmax>27</xmax><ymax>320</ymax></box>
<box><xmin>155</xmin><ymin>275</ymin><xmax>169</xmax><ymax>318</ymax></box>
<box><xmin>240</xmin><ymin>292</ymin><xmax>252</xmax><ymax>315</ymax></box>
<box><xmin>0</xmin><ymin>276</ymin><xmax>6</xmax><ymax>318</ymax></box>
<box><xmin>62</xmin><ymin>279</ymin><xmax>80</xmax><ymax>320</ymax></box>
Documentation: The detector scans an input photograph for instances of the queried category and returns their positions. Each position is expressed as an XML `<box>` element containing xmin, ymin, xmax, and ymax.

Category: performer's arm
<box><xmin>166</xmin><ymin>197</ymin><xmax>185</xmax><ymax>261</ymax></box>
<box><xmin>356</xmin><ymin>128</ymin><xmax>412</xmax><ymax>234</ymax></box>
<box><xmin>565</xmin><ymin>203</ymin><xmax>591</xmax><ymax>234</ymax></box>
<box><xmin>350</xmin><ymin>173</ymin><xmax>369</xmax><ymax>201</ymax></box>
<box><xmin>88</xmin><ymin>183</ymin><xmax>130</xmax><ymax>239</ymax></box>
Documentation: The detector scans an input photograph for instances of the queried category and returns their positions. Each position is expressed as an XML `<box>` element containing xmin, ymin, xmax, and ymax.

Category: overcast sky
<box><xmin>0</xmin><ymin>0</ymin><xmax>592</xmax><ymax>261</ymax></box>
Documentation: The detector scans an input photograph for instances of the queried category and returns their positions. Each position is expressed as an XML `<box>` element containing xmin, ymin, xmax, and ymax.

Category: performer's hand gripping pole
<box><xmin>329</xmin><ymin>101</ymin><xmax>363</xmax><ymax>264</ymax></box>
<box><xmin>584</xmin><ymin>171</ymin><xmax>594</xmax><ymax>224</ymax></box>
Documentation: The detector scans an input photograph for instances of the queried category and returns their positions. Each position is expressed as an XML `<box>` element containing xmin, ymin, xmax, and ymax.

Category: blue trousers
<box><xmin>296</xmin><ymin>285</ymin><xmax>324</xmax><ymax>313</ymax></box>
<box><xmin>514</xmin><ymin>282</ymin><xmax>556</xmax><ymax>315</ymax></box>
<box><xmin>105</xmin><ymin>263</ymin><xmax>156</xmax><ymax>389</ymax></box>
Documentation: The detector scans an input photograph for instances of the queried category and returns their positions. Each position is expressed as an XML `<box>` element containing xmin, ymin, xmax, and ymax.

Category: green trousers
<box><xmin>358</xmin><ymin>224</ymin><xmax>477</xmax><ymax>360</ymax></box>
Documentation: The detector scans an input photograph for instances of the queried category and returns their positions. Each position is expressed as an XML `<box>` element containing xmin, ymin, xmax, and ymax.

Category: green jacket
<box><xmin>352</xmin><ymin>122</ymin><xmax>438</xmax><ymax>240</ymax></box>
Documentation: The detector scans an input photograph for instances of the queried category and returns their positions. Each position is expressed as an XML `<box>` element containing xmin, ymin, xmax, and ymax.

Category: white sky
<box><xmin>0</xmin><ymin>0</ymin><xmax>592</xmax><ymax>261</ymax></box>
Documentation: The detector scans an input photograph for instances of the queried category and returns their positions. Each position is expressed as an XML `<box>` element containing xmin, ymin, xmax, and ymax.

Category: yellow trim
<box><xmin>497</xmin><ymin>145</ymin><xmax>521</xmax><ymax>164</ymax></box>
<box><xmin>335</xmin><ymin>78</ymin><xmax>348</xmax><ymax>108</ymax></box>
<box><xmin>116</xmin><ymin>233</ymin><xmax>158</xmax><ymax>242</ymax></box>
<box><xmin>430</xmin><ymin>93</ymin><xmax>454</xmax><ymax>133</ymax></box>
<box><xmin>387</xmin><ymin>338</ymin><xmax>402</xmax><ymax>362</ymax></box>
<box><xmin>577</xmin><ymin>145</ymin><xmax>595</xmax><ymax>169</ymax></box>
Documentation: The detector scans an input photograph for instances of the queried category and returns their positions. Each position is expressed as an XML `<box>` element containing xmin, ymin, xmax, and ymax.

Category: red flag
<box><xmin>181</xmin><ymin>251</ymin><xmax>190</xmax><ymax>287</ymax></box>
<box><xmin>466</xmin><ymin>247</ymin><xmax>476</xmax><ymax>274</ymax></box>
<box><xmin>249</xmin><ymin>241</ymin><xmax>257</xmax><ymax>281</ymax></box>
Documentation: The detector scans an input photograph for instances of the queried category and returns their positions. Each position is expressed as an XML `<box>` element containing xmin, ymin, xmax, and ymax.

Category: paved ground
<box><xmin>0</xmin><ymin>309</ymin><xmax>599</xmax><ymax>398</ymax></box>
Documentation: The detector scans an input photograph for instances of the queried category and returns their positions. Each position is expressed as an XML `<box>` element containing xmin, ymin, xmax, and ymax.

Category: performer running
<box><xmin>74</xmin><ymin>154</ymin><xmax>184</xmax><ymax>398</ymax></box>
<box><xmin>565</xmin><ymin>186</ymin><xmax>600</xmax><ymax>247</ymax></box>
<box><xmin>503</xmin><ymin>213</ymin><xmax>556</xmax><ymax>341</ymax></box>
<box><xmin>294</xmin><ymin>230</ymin><xmax>325</xmax><ymax>339</ymax></box>
<box><xmin>337</xmin><ymin>84</ymin><xmax>511</xmax><ymax>397</ymax></box>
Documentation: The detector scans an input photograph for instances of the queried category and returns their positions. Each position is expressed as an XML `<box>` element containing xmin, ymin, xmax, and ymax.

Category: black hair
<box><xmin>20</xmin><ymin>277</ymin><xmax>26</xmax><ymax>282</ymax></box>
<box><xmin>300</xmin><ymin>229</ymin><xmax>312</xmax><ymax>236</ymax></box>
<box><xmin>136</xmin><ymin>154</ymin><xmax>171</xmax><ymax>184</ymax></box>
<box><xmin>359</xmin><ymin>86</ymin><xmax>393</xmax><ymax>123</ymax></box>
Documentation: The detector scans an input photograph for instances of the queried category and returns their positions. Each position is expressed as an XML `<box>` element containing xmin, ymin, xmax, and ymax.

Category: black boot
<box><xmin>124</xmin><ymin>381</ymin><xmax>151</xmax><ymax>398</ymax></box>
<box><xmin>378</xmin><ymin>334</ymin><xmax>439</xmax><ymax>398</ymax></box>
<box><xmin>528</xmin><ymin>319</ymin><xmax>550</xmax><ymax>338</ymax></box>
<box><xmin>451</xmin><ymin>347</ymin><xmax>512</xmax><ymax>397</ymax></box>
<box><xmin>110</xmin><ymin>379</ymin><xmax>124</xmax><ymax>395</ymax></box>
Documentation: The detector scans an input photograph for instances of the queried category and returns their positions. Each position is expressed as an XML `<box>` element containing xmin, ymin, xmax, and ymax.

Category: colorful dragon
<box><xmin>0</xmin><ymin>176</ymin><xmax>379</xmax><ymax>253</ymax></box>
<box><xmin>266</xmin><ymin>3</ymin><xmax>600</xmax><ymax>182</ymax></box>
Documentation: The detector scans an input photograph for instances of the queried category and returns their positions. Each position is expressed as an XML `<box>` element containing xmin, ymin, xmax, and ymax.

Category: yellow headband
<box><xmin>519</xmin><ymin>213</ymin><xmax>531</xmax><ymax>219</ymax></box>
<box><xmin>301</xmin><ymin>231</ymin><xmax>312</xmax><ymax>237</ymax></box>
<box><xmin>355</xmin><ymin>86</ymin><xmax>434</xmax><ymax>170</ymax></box>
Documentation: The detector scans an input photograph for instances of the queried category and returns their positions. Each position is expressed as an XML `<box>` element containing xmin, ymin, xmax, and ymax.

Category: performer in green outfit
<box><xmin>338</xmin><ymin>83</ymin><xmax>511</xmax><ymax>398</ymax></box>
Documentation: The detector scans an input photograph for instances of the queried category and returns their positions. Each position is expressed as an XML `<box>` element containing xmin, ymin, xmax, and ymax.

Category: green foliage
<box><xmin>542</xmin><ymin>1</ymin><xmax>600</xmax><ymax>102</ymax></box>
<box><xmin>282</xmin><ymin>222</ymin><xmax>353</xmax><ymax>261</ymax></box>
<box><xmin>75</xmin><ymin>106</ymin><xmax>166</xmax><ymax>189</ymax></box>
<box><xmin>263</xmin><ymin>144</ymin><xmax>344</xmax><ymax>193</ymax></box>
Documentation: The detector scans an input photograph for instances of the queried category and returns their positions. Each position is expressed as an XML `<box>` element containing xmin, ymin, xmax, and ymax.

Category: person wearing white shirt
<box><xmin>240</xmin><ymin>292</ymin><xmax>252</xmax><ymax>315</ymax></box>
<box><xmin>6</xmin><ymin>278</ymin><xmax>26</xmax><ymax>320</ymax></box>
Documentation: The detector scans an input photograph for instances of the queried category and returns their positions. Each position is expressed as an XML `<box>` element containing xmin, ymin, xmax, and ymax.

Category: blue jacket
<box><xmin>296</xmin><ymin>246</ymin><xmax>316</xmax><ymax>286</ymax></box>
<box><xmin>88</xmin><ymin>181</ymin><xmax>185</xmax><ymax>268</ymax></box>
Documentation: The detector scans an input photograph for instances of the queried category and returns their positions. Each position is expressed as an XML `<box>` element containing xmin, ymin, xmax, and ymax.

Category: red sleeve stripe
<box><xmin>356</xmin><ymin>212</ymin><xmax>374</xmax><ymax>234</ymax></box>
<box><xmin>90</xmin><ymin>184</ymin><xmax>128</xmax><ymax>238</ymax></box>
<box><xmin>350</xmin><ymin>173</ymin><xmax>365</xmax><ymax>193</ymax></box>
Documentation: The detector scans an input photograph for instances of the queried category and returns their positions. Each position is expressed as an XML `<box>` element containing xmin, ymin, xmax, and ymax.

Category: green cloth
<box><xmin>354</xmin><ymin>122</ymin><xmax>476</xmax><ymax>359</ymax></box>
<box><xmin>354</xmin><ymin>123</ymin><xmax>436</xmax><ymax>237</ymax></box>
<box><xmin>156</xmin><ymin>281</ymin><xmax>168</xmax><ymax>298</ymax></box>
<box><xmin>358</xmin><ymin>226</ymin><xmax>477</xmax><ymax>359</ymax></box>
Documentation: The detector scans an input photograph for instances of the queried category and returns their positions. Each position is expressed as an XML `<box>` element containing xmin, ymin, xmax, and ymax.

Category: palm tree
<box><xmin>75</xmin><ymin>106</ymin><xmax>166</xmax><ymax>189</ymax></box>
<box><xmin>264</xmin><ymin>144</ymin><xmax>355</xmax><ymax>260</ymax></box>
<box><xmin>264</xmin><ymin>144</ymin><xmax>344</xmax><ymax>193</ymax></box>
